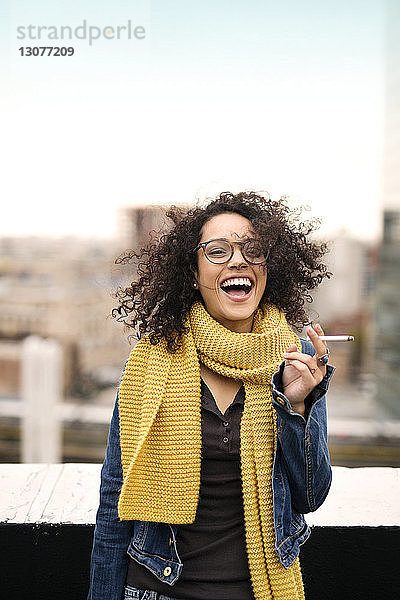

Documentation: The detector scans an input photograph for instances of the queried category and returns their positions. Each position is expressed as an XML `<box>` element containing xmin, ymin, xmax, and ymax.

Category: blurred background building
<box><xmin>311</xmin><ymin>233</ymin><xmax>377</xmax><ymax>385</ymax></box>
<box><xmin>374</xmin><ymin>0</ymin><xmax>400</xmax><ymax>419</ymax></box>
<box><xmin>0</xmin><ymin>235</ymin><xmax>131</xmax><ymax>462</ymax></box>
<box><xmin>120</xmin><ymin>205</ymin><xmax>166</xmax><ymax>250</ymax></box>
<box><xmin>0</xmin><ymin>235</ymin><xmax>129</xmax><ymax>398</ymax></box>
<box><xmin>375</xmin><ymin>212</ymin><xmax>400</xmax><ymax>418</ymax></box>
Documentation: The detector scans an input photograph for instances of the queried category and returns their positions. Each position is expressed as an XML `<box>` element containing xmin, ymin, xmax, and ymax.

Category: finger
<box><xmin>307</xmin><ymin>325</ymin><xmax>327</xmax><ymax>357</ymax></box>
<box><xmin>285</xmin><ymin>358</ymin><xmax>323</xmax><ymax>382</ymax></box>
<box><xmin>284</xmin><ymin>359</ymin><xmax>317</xmax><ymax>382</ymax></box>
<box><xmin>283</xmin><ymin>351</ymin><xmax>315</xmax><ymax>367</ymax></box>
<box><xmin>285</xmin><ymin>343</ymin><xmax>298</xmax><ymax>353</ymax></box>
<box><xmin>311</xmin><ymin>324</ymin><xmax>330</xmax><ymax>372</ymax></box>
<box><xmin>283</xmin><ymin>352</ymin><xmax>321</xmax><ymax>377</ymax></box>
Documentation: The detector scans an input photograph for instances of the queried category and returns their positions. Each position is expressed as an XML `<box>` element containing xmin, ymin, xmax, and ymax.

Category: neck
<box><xmin>218</xmin><ymin>313</ymin><xmax>255</xmax><ymax>333</ymax></box>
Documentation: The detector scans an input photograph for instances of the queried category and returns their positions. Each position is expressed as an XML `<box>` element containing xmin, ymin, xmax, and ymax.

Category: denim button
<box><xmin>163</xmin><ymin>566</ymin><xmax>172</xmax><ymax>576</ymax></box>
<box><xmin>223</xmin><ymin>421</ymin><xmax>229</xmax><ymax>427</ymax></box>
<box><xmin>223</xmin><ymin>436</ymin><xmax>228</xmax><ymax>443</ymax></box>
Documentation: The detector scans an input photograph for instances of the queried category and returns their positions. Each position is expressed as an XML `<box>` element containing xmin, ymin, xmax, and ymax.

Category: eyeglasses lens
<box><xmin>204</xmin><ymin>240</ymin><xmax>265</xmax><ymax>264</ymax></box>
<box><xmin>243</xmin><ymin>240</ymin><xmax>265</xmax><ymax>263</ymax></box>
<box><xmin>204</xmin><ymin>240</ymin><xmax>232</xmax><ymax>263</ymax></box>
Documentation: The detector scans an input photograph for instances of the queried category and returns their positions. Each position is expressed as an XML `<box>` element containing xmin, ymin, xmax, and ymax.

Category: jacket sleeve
<box><xmin>271</xmin><ymin>339</ymin><xmax>334</xmax><ymax>514</ymax></box>
<box><xmin>87</xmin><ymin>390</ymin><xmax>134</xmax><ymax>600</ymax></box>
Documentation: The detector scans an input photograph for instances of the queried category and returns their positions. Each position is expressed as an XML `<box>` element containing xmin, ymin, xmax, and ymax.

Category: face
<box><xmin>194</xmin><ymin>213</ymin><xmax>268</xmax><ymax>333</ymax></box>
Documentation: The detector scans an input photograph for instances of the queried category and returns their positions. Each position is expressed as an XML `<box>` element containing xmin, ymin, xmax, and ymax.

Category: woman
<box><xmin>88</xmin><ymin>191</ymin><xmax>334</xmax><ymax>600</ymax></box>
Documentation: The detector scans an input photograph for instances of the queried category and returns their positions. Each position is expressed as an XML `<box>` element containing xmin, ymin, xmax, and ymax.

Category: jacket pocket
<box><xmin>131</xmin><ymin>520</ymin><xmax>149</xmax><ymax>551</ymax></box>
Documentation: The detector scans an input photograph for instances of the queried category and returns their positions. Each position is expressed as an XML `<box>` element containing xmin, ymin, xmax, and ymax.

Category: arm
<box><xmin>272</xmin><ymin>340</ymin><xmax>334</xmax><ymax>514</ymax></box>
<box><xmin>87</xmin><ymin>391</ymin><xmax>134</xmax><ymax>600</ymax></box>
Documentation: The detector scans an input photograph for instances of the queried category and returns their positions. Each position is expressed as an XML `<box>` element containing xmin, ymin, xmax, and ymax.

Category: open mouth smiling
<box><xmin>220</xmin><ymin>276</ymin><xmax>254</xmax><ymax>300</ymax></box>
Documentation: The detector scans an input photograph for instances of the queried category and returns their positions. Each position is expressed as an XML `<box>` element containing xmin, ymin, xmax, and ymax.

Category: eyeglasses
<box><xmin>194</xmin><ymin>238</ymin><xmax>268</xmax><ymax>265</ymax></box>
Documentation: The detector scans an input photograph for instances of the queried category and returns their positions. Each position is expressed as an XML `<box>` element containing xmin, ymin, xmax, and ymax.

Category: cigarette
<box><xmin>305</xmin><ymin>335</ymin><xmax>354</xmax><ymax>342</ymax></box>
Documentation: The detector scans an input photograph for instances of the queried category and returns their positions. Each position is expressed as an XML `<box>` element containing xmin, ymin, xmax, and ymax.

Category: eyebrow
<box><xmin>231</xmin><ymin>231</ymin><xmax>255</xmax><ymax>240</ymax></box>
<box><xmin>201</xmin><ymin>235</ymin><xmax>256</xmax><ymax>243</ymax></box>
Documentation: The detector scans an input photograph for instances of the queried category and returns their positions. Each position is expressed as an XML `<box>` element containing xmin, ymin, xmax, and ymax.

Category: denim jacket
<box><xmin>88</xmin><ymin>339</ymin><xmax>334</xmax><ymax>600</ymax></box>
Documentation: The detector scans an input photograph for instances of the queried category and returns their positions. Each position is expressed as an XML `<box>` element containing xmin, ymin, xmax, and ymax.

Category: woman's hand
<box><xmin>281</xmin><ymin>324</ymin><xmax>328</xmax><ymax>417</ymax></box>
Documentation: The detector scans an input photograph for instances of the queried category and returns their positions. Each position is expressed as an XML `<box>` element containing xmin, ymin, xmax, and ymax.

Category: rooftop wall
<box><xmin>1</xmin><ymin>464</ymin><xmax>399</xmax><ymax>600</ymax></box>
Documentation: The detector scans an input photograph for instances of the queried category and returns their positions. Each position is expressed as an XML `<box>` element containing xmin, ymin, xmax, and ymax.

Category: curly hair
<box><xmin>112</xmin><ymin>191</ymin><xmax>331</xmax><ymax>352</ymax></box>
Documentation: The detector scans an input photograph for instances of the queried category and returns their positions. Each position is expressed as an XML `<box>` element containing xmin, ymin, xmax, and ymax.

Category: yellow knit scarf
<box><xmin>118</xmin><ymin>301</ymin><xmax>305</xmax><ymax>600</ymax></box>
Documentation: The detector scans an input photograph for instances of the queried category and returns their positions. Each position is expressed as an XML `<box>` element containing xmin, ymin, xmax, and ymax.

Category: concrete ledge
<box><xmin>1</xmin><ymin>464</ymin><xmax>399</xmax><ymax>526</ymax></box>
<box><xmin>307</xmin><ymin>465</ymin><xmax>400</xmax><ymax>526</ymax></box>
<box><xmin>0</xmin><ymin>463</ymin><xmax>100</xmax><ymax>524</ymax></box>
<box><xmin>1</xmin><ymin>464</ymin><xmax>399</xmax><ymax>600</ymax></box>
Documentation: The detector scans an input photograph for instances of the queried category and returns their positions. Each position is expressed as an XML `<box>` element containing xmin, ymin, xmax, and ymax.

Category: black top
<box><xmin>126</xmin><ymin>379</ymin><xmax>255</xmax><ymax>600</ymax></box>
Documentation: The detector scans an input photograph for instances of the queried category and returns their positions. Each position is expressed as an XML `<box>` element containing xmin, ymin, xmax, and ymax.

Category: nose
<box><xmin>228</xmin><ymin>245</ymin><xmax>247</xmax><ymax>269</ymax></box>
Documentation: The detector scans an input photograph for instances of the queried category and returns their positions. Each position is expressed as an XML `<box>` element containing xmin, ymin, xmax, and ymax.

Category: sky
<box><xmin>0</xmin><ymin>0</ymin><xmax>389</xmax><ymax>240</ymax></box>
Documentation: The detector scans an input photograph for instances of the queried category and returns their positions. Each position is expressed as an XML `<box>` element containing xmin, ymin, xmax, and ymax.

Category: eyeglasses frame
<box><xmin>194</xmin><ymin>238</ymin><xmax>269</xmax><ymax>265</ymax></box>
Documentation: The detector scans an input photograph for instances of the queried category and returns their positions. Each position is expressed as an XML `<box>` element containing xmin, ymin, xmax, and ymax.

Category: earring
<box><xmin>193</xmin><ymin>282</ymin><xmax>198</xmax><ymax>288</ymax></box>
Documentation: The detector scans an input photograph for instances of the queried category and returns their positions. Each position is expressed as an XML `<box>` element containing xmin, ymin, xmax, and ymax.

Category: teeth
<box><xmin>221</xmin><ymin>277</ymin><xmax>252</xmax><ymax>288</ymax></box>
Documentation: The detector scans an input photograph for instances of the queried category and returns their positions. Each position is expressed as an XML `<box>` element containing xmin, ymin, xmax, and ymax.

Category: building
<box><xmin>374</xmin><ymin>0</ymin><xmax>400</xmax><ymax>417</ymax></box>
<box><xmin>375</xmin><ymin>211</ymin><xmax>400</xmax><ymax>416</ymax></box>
<box><xmin>0</xmin><ymin>236</ymin><xmax>130</xmax><ymax>398</ymax></box>
<box><xmin>119</xmin><ymin>205</ymin><xmax>166</xmax><ymax>250</ymax></box>
<box><xmin>310</xmin><ymin>233</ymin><xmax>376</xmax><ymax>383</ymax></box>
